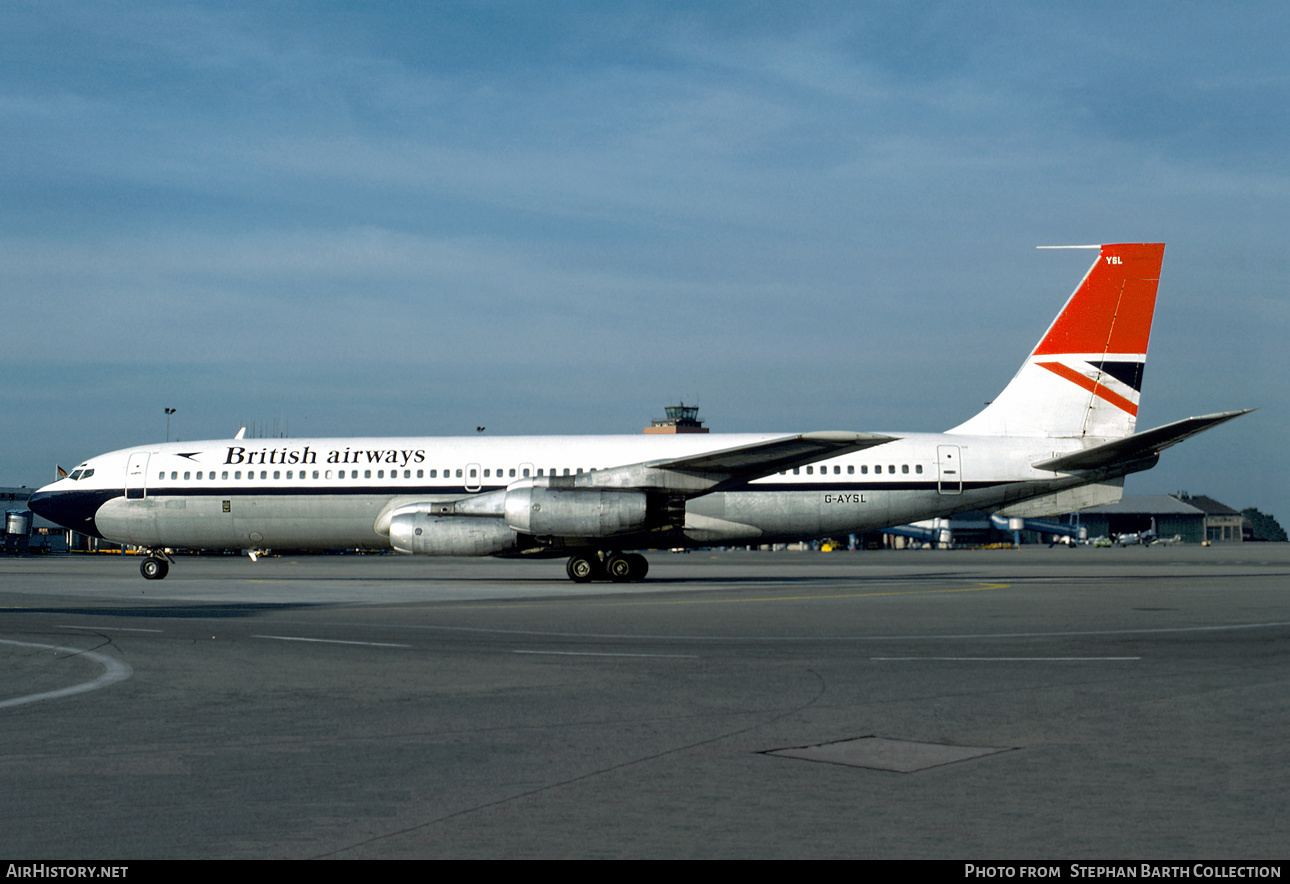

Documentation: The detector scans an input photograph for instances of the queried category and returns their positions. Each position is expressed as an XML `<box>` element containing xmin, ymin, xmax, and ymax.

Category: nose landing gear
<box><xmin>140</xmin><ymin>553</ymin><xmax>172</xmax><ymax>580</ymax></box>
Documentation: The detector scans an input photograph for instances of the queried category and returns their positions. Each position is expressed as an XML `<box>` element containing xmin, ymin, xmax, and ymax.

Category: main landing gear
<box><xmin>140</xmin><ymin>553</ymin><xmax>171</xmax><ymax>580</ymax></box>
<box><xmin>566</xmin><ymin>551</ymin><xmax>649</xmax><ymax>584</ymax></box>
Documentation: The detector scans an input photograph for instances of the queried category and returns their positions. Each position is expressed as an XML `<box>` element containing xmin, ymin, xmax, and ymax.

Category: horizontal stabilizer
<box><xmin>1033</xmin><ymin>409</ymin><xmax>1253</xmax><ymax>472</ymax></box>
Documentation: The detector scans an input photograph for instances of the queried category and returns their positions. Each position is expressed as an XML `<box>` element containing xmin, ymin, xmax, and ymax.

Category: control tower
<box><xmin>644</xmin><ymin>402</ymin><xmax>709</xmax><ymax>434</ymax></box>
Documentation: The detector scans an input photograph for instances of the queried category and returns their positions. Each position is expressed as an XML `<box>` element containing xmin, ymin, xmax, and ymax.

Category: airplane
<box><xmin>29</xmin><ymin>243</ymin><xmax>1251</xmax><ymax>583</ymax></box>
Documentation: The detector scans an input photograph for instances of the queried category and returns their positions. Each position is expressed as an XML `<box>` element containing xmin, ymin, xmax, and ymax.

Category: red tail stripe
<box><xmin>1036</xmin><ymin>361</ymin><xmax>1139</xmax><ymax>417</ymax></box>
<box><xmin>1033</xmin><ymin>244</ymin><xmax>1163</xmax><ymax>357</ymax></box>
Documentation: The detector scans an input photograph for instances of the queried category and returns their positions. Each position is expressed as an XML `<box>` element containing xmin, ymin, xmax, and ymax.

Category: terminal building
<box><xmin>867</xmin><ymin>492</ymin><xmax>1250</xmax><ymax>549</ymax></box>
<box><xmin>1077</xmin><ymin>492</ymin><xmax>1245</xmax><ymax>544</ymax></box>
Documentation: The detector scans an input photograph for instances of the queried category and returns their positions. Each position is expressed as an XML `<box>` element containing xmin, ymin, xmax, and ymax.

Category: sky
<box><xmin>3</xmin><ymin>2</ymin><xmax>1287</xmax><ymax>521</ymax></box>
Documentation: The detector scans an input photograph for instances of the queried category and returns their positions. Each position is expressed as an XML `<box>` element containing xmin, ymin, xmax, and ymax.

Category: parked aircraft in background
<box><xmin>30</xmin><ymin>243</ymin><xmax>1250</xmax><ymax>582</ymax></box>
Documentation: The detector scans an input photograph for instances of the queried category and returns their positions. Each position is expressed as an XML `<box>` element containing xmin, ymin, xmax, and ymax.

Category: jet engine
<box><xmin>388</xmin><ymin>512</ymin><xmax>518</xmax><ymax>556</ymax></box>
<box><xmin>503</xmin><ymin>486</ymin><xmax>648</xmax><ymax>536</ymax></box>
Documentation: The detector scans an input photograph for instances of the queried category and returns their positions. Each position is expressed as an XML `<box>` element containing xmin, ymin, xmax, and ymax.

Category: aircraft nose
<box><xmin>27</xmin><ymin>488</ymin><xmax>107</xmax><ymax>538</ymax></box>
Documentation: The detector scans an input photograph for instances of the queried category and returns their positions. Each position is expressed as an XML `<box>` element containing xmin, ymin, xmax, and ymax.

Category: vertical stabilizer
<box><xmin>948</xmin><ymin>243</ymin><xmax>1164</xmax><ymax>439</ymax></box>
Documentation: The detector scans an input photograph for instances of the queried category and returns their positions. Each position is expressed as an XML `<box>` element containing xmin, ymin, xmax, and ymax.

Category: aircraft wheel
<box><xmin>605</xmin><ymin>553</ymin><xmax>635</xmax><ymax>583</ymax></box>
<box><xmin>566</xmin><ymin>554</ymin><xmax>600</xmax><ymax>583</ymax></box>
<box><xmin>627</xmin><ymin>553</ymin><xmax>649</xmax><ymax>581</ymax></box>
<box><xmin>140</xmin><ymin>557</ymin><xmax>169</xmax><ymax>580</ymax></box>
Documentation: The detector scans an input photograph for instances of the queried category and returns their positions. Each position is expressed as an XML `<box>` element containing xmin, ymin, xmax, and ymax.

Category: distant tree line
<box><xmin>1242</xmin><ymin>508</ymin><xmax>1288</xmax><ymax>542</ymax></box>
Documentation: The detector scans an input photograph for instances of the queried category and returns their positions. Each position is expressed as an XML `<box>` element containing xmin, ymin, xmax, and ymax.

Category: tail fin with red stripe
<box><xmin>949</xmin><ymin>243</ymin><xmax>1165</xmax><ymax>439</ymax></box>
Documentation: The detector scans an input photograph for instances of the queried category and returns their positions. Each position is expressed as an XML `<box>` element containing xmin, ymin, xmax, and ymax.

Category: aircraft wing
<box><xmin>1033</xmin><ymin>409</ymin><xmax>1253</xmax><ymax>472</ymax></box>
<box><xmin>646</xmin><ymin>431</ymin><xmax>897</xmax><ymax>486</ymax></box>
<box><xmin>380</xmin><ymin>431</ymin><xmax>899</xmax><ymax>530</ymax></box>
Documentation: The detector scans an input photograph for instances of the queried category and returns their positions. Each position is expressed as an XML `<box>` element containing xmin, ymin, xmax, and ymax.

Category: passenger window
<box><xmin>563</xmin><ymin>468</ymin><xmax>570</xmax><ymax>476</ymax></box>
<box><xmin>483</xmin><ymin>469</ymin><xmax>489</xmax><ymax>477</ymax></box>
<box><xmin>416</xmin><ymin>470</ymin><xmax>423</xmax><ymax>478</ymax></box>
<box><xmin>430</xmin><ymin>469</ymin><xmax>437</xmax><ymax>478</ymax></box>
<box><xmin>365</xmin><ymin>470</ymin><xmax>372</xmax><ymax>479</ymax></box>
<box><xmin>171</xmin><ymin>471</ymin><xmax>178</xmax><ymax>480</ymax></box>
<box><xmin>313</xmin><ymin>470</ymin><xmax>320</xmax><ymax>479</ymax></box>
<box><xmin>861</xmin><ymin>466</ymin><xmax>868</xmax><ymax>474</ymax></box>
<box><xmin>260</xmin><ymin>471</ymin><xmax>267</xmax><ymax>479</ymax></box>
<box><xmin>510</xmin><ymin>468</ymin><xmax>516</xmax><ymax>477</ymax></box>
<box><xmin>222</xmin><ymin>471</ymin><xmax>228</xmax><ymax>480</ymax></box>
<box><xmin>806</xmin><ymin>466</ymin><xmax>813</xmax><ymax>475</ymax></box>
<box><xmin>158</xmin><ymin>472</ymin><xmax>164</xmax><ymax>480</ymax></box>
<box><xmin>235</xmin><ymin>471</ymin><xmax>242</xmax><ymax>479</ymax></box>
<box><xmin>523</xmin><ymin>469</ymin><xmax>530</xmax><ymax>477</ymax></box>
<box><xmin>793</xmin><ymin>468</ymin><xmax>800</xmax><ymax>475</ymax></box>
<box><xmin>847</xmin><ymin>465</ymin><xmax>854</xmax><ymax>475</ymax></box>
<box><xmin>273</xmin><ymin>471</ymin><xmax>280</xmax><ymax>479</ymax></box>
<box><xmin>902</xmin><ymin>465</ymin><xmax>909</xmax><ymax>474</ymax></box>
<box><xmin>916</xmin><ymin>465</ymin><xmax>923</xmax><ymax>474</ymax></box>
<box><xmin>456</xmin><ymin>469</ymin><xmax>463</xmax><ymax>478</ymax></box>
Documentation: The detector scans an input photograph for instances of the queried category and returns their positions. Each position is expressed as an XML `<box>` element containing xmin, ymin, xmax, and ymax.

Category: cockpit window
<box><xmin>67</xmin><ymin>468</ymin><xmax>93</xmax><ymax>480</ymax></box>
<box><xmin>68</xmin><ymin>470</ymin><xmax>83</xmax><ymax>480</ymax></box>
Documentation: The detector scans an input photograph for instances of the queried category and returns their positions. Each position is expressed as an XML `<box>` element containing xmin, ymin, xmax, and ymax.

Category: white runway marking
<box><xmin>871</xmin><ymin>656</ymin><xmax>1140</xmax><ymax>661</ymax></box>
<box><xmin>0</xmin><ymin>639</ymin><xmax>133</xmax><ymax>710</ymax></box>
<box><xmin>513</xmin><ymin>650</ymin><xmax>700</xmax><ymax>659</ymax></box>
<box><xmin>253</xmin><ymin>634</ymin><xmax>410</xmax><ymax>648</ymax></box>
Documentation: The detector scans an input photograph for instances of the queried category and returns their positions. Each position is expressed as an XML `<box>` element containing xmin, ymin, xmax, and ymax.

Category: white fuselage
<box><xmin>33</xmin><ymin>430</ymin><xmax>1109</xmax><ymax>553</ymax></box>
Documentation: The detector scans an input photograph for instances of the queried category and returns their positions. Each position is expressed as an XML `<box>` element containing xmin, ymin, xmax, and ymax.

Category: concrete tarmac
<box><xmin>1</xmin><ymin>546</ymin><xmax>1288</xmax><ymax>859</ymax></box>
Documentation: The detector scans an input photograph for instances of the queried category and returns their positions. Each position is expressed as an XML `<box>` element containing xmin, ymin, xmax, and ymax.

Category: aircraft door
<box><xmin>937</xmin><ymin>445</ymin><xmax>962</xmax><ymax>495</ymax></box>
<box><xmin>125</xmin><ymin>452</ymin><xmax>150</xmax><ymax>500</ymax></box>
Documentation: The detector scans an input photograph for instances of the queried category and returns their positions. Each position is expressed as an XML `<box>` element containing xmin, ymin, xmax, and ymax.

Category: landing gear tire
<box><xmin>605</xmin><ymin>553</ymin><xmax>634</xmax><ymax>582</ymax></box>
<box><xmin>141</xmin><ymin>556</ymin><xmax>169</xmax><ymax>580</ymax></box>
<box><xmin>566</xmin><ymin>554</ymin><xmax>601</xmax><ymax>583</ymax></box>
<box><xmin>606</xmin><ymin>552</ymin><xmax>649</xmax><ymax>583</ymax></box>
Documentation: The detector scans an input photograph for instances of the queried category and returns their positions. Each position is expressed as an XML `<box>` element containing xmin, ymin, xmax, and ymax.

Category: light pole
<box><xmin>165</xmin><ymin>408</ymin><xmax>176</xmax><ymax>442</ymax></box>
